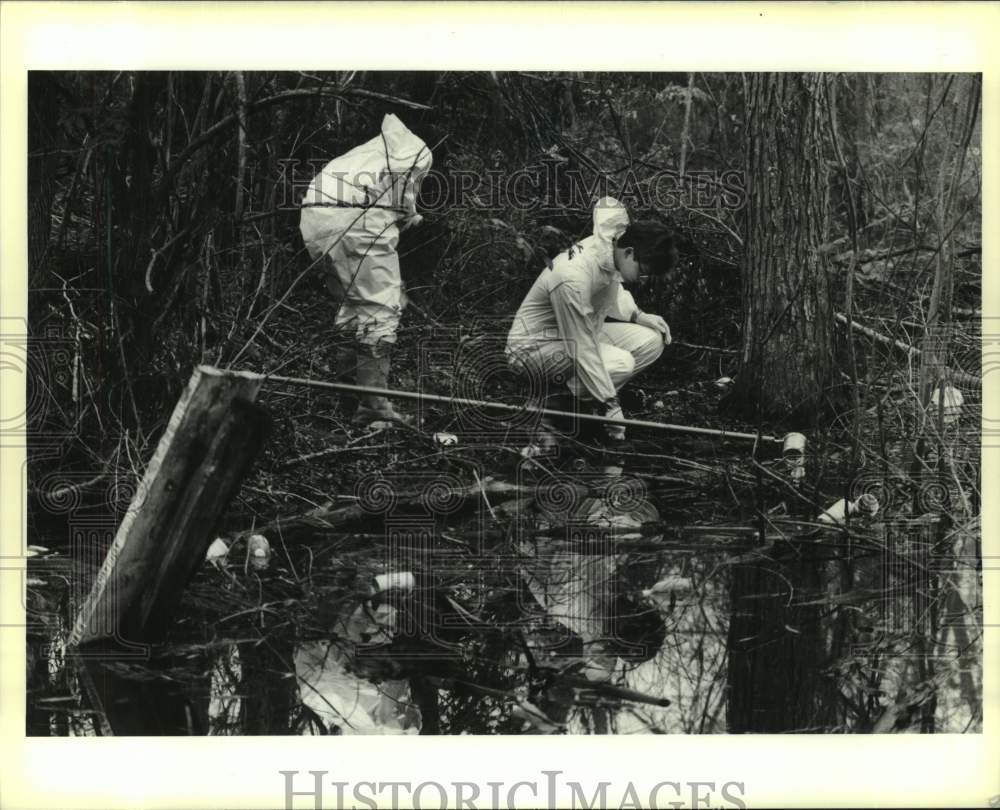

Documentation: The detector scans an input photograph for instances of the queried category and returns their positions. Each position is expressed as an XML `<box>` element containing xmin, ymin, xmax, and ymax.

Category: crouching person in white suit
<box><xmin>506</xmin><ymin>197</ymin><xmax>677</xmax><ymax>441</ymax></box>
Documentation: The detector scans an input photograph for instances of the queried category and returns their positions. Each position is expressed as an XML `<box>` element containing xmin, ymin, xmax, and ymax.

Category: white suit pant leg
<box><xmin>334</xmin><ymin>242</ymin><xmax>404</xmax><ymax>347</ymax></box>
<box><xmin>513</xmin><ymin>330</ymin><xmax>650</xmax><ymax>399</ymax></box>
<box><xmin>599</xmin><ymin>322</ymin><xmax>664</xmax><ymax>386</ymax></box>
<box><xmin>510</xmin><ymin>338</ymin><xmax>576</xmax><ymax>397</ymax></box>
<box><xmin>565</xmin><ymin>342</ymin><xmax>634</xmax><ymax>397</ymax></box>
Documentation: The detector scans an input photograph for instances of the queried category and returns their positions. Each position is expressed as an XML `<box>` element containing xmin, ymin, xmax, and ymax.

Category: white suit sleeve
<box><xmin>549</xmin><ymin>280</ymin><xmax>617</xmax><ymax>404</ymax></box>
<box><xmin>608</xmin><ymin>285</ymin><xmax>639</xmax><ymax>322</ymax></box>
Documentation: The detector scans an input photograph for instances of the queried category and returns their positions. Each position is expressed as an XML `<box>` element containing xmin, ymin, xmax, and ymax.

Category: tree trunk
<box><xmin>726</xmin><ymin>74</ymin><xmax>838</xmax><ymax>733</ymax></box>
<box><xmin>731</xmin><ymin>73</ymin><xmax>834</xmax><ymax>419</ymax></box>
<box><xmin>238</xmin><ymin>637</ymin><xmax>297</xmax><ymax>734</ymax></box>
<box><xmin>727</xmin><ymin>547</ymin><xmax>838</xmax><ymax>732</ymax></box>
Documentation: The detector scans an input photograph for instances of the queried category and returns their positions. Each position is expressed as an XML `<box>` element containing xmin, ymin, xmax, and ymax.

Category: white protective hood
<box><xmin>591</xmin><ymin>196</ymin><xmax>630</xmax><ymax>244</ymax></box>
<box><xmin>302</xmin><ymin>113</ymin><xmax>433</xmax><ymax>227</ymax></box>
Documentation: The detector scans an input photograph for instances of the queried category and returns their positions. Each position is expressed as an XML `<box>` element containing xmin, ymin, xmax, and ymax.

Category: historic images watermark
<box><xmin>277</xmin><ymin>161</ymin><xmax>747</xmax><ymax>215</ymax></box>
<box><xmin>280</xmin><ymin>770</ymin><xmax>747</xmax><ymax>810</ymax></box>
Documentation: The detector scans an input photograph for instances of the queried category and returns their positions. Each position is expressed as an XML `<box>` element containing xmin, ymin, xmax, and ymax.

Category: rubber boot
<box><xmin>352</xmin><ymin>348</ymin><xmax>413</xmax><ymax>428</ymax></box>
<box><xmin>333</xmin><ymin>344</ymin><xmax>359</xmax><ymax>418</ymax></box>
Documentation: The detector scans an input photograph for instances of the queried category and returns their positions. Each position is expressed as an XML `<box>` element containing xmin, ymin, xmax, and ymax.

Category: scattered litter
<box><xmin>520</xmin><ymin>441</ymin><xmax>557</xmax><ymax>459</ymax></box>
<box><xmin>247</xmin><ymin>534</ymin><xmax>271</xmax><ymax>571</ymax></box>
<box><xmin>713</xmin><ymin>376</ymin><xmax>734</xmax><ymax>391</ymax></box>
<box><xmin>782</xmin><ymin>432</ymin><xmax>807</xmax><ymax>466</ymax></box>
<box><xmin>433</xmin><ymin>432</ymin><xmax>458</xmax><ymax>447</ymax></box>
<box><xmin>205</xmin><ymin>537</ymin><xmax>230</xmax><ymax>565</ymax></box>
<box><xmin>781</xmin><ymin>433</ymin><xmax>808</xmax><ymax>485</ymax></box>
<box><xmin>373</xmin><ymin>572</ymin><xmax>416</xmax><ymax>593</ymax></box>
<box><xmin>652</xmin><ymin>400</ymin><xmax>665</xmax><ymax>411</ymax></box>
<box><xmin>928</xmin><ymin>386</ymin><xmax>963</xmax><ymax>425</ymax></box>
<box><xmin>817</xmin><ymin>493</ymin><xmax>880</xmax><ymax>526</ymax></box>
<box><xmin>642</xmin><ymin>575</ymin><xmax>693</xmax><ymax>599</ymax></box>
<box><xmin>854</xmin><ymin>493</ymin><xmax>879</xmax><ymax>518</ymax></box>
<box><xmin>338</xmin><ymin>602</ymin><xmax>398</xmax><ymax>646</ymax></box>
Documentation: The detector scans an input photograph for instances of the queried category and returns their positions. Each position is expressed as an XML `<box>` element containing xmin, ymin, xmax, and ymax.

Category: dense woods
<box><xmin>25</xmin><ymin>71</ymin><xmax>981</xmax><ymax>736</ymax></box>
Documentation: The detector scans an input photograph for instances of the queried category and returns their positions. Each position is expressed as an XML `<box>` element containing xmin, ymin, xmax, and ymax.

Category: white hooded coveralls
<box><xmin>299</xmin><ymin>114</ymin><xmax>433</xmax><ymax>346</ymax></box>
<box><xmin>506</xmin><ymin>197</ymin><xmax>664</xmax><ymax>403</ymax></box>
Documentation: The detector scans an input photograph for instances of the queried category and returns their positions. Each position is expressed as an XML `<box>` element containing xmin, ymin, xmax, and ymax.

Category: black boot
<box><xmin>333</xmin><ymin>343</ymin><xmax>359</xmax><ymax>418</ymax></box>
<box><xmin>352</xmin><ymin>346</ymin><xmax>413</xmax><ymax>428</ymax></box>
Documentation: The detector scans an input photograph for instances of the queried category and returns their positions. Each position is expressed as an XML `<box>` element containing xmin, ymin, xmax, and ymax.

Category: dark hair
<box><xmin>604</xmin><ymin>594</ymin><xmax>666</xmax><ymax>665</ymax></box>
<box><xmin>617</xmin><ymin>220</ymin><xmax>679</xmax><ymax>276</ymax></box>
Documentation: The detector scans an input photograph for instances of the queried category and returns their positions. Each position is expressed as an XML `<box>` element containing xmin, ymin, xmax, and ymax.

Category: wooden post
<box><xmin>67</xmin><ymin>366</ymin><xmax>268</xmax><ymax>734</ymax></box>
<box><xmin>69</xmin><ymin>366</ymin><xmax>265</xmax><ymax>647</ymax></box>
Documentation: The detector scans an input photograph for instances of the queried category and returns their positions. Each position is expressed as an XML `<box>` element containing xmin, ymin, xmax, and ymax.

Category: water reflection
<box><xmin>292</xmin><ymin>461</ymin><xmax>717</xmax><ymax>735</ymax></box>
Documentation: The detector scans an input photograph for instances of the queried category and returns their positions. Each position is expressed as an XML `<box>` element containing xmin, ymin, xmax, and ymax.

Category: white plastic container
<box><xmin>373</xmin><ymin>572</ymin><xmax>416</xmax><ymax>593</ymax></box>
<box><xmin>817</xmin><ymin>494</ymin><xmax>880</xmax><ymax>525</ymax></box>
<box><xmin>205</xmin><ymin>537</ymin><xmax>230</xmax><ymax>565</ymax></box>
<box><xmin>248</xmin><ymin>534</ymin><xmax>271</xmax><ymax>571</ymax></box>
<box><xmin>929</xmin><ymin>386</ymin><xmax>963</xmax><ymax>426</ymax></box>
<box><xmin>433</xmin><ymin>432</ymin><xmax>459</xmax><ymax>446</ymax></box>
<box><xmin>782</xmin><ymin>432</ymin><xmax>807</xmax><ymax>465</ymax></box>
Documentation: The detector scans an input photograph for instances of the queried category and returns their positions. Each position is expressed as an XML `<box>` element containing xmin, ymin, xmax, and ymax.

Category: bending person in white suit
<box><xmin>300</xmin><ymin>114</ymin><xmax>433</xmax><ymax>427</ymax></box>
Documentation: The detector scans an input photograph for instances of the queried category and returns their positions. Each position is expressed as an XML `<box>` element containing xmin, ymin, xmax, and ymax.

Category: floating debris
<box><xmin>247</xmin><ymin>534</ymin><xmax>271</xmax><ymax>571</ymax></box>
<box><xmin>433</xmin><ymin>432</ymin><xmax>459</xmax><ymax>447</ymax></box>
<box><xmin>205</xmin><ymin>537</ymin><xmax>230</xmax><ymax>565</ymax></box>
<box><xmin>817</xmin><ymin>493</ymin><xmax>880</xmax><ymax>525</ymax></box>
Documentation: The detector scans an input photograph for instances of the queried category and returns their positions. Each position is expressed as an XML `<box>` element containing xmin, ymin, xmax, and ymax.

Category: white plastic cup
<box><xmin>374</xmin><ymin>572</ymin><xmax>416</xmax><ymax>593</ymax></box>
<box><xmin>782</xmin><ymin>432</ymin><xmax>807</xmax><ymax>466</ymax></box>
<box><xmin>248</xmin><ymin>534</ymin><xmax>270</xmax><ymax>571</ymax></box>
<box><xmin>854</xmin><ymin>493</ymin><xmax>879</xmax><ymax>518</ymax></box>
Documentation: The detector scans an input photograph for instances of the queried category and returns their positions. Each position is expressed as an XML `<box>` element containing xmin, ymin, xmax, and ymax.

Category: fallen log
<box><xmin>230</xmin><ymin>471</ymin><xmax>732</xmax><ymax>544</ymax></box>
<box><xmin>834</xmin><ymin>313</ymin><xmax>979</xmax><ymax>387</ymax></box>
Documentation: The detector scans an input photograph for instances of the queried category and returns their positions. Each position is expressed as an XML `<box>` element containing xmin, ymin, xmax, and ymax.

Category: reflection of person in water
<box><xmin>333</xmin><ymin>474</ymin><xmax>670</xmax><ymax>686</ymax></box>
<box><xmin>297</xmin><ymin>470</ymin><xmax>671</xmax><ymax>732</ymax></box>
<box><xmin>519</xmin><ymin>473</ymin><xmax>668</xmax><ymax>683</ymax></box>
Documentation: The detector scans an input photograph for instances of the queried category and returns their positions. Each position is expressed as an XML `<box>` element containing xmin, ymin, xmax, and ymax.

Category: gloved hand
<box><xmin>604</xmin><ymin>397</ymin><xmax>626</xmax><ymax>441</ymax></box>
<box><xmin>400</xmin><ymin>213</ymin><xmax>424</xmax><ymax>232</ymax></box>
<box><xmin>636</xmin><ymin>312</ymin><xmax>672</xmax><ymax>346</ymax></box>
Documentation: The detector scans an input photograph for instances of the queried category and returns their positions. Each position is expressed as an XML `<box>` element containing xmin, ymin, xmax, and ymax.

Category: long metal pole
<box><xmin>263</xmin><ymin>373</ymin><xmax>783</xmax><ymax>444</ymax></box>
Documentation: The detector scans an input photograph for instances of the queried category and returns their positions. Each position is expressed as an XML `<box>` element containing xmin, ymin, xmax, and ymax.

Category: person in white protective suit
<box><xmin>300</xmin><ymin>114</ymin><xmax>433</xmax><ymax>426</ymax></box>
<box><xmin>505</xmin><ymin>197</ymin><xmax>678</xmax><ymax>441</ymax></box>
